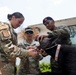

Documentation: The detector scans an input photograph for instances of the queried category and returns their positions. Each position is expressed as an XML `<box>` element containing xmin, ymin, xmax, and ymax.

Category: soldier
<box><xmin>0</xmin><ymin>12</ymin><xmax>38</xmax><ymax>75</ymax></box>
<box><xmin>36</xmin><ymin>16</ymin><xmax>72</xmax><ymax>73</ymax></box>
<box><xmin>17</xmin><ymin>27</ymin><xmax>43</xmax><ymax>75</ymax></box>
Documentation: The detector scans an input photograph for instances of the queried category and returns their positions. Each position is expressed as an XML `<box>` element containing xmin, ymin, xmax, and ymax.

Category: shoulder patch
<box><xmin>0</xmin><ymin>22</ymin><xmax>11</xmax><ymax>41</ymax></box>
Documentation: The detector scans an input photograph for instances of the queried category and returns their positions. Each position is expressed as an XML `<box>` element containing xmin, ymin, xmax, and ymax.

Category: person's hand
<box><xmin>38</xmin><ymin>49</ymin><xmax>47</xmax><ymax>57</ymax></box>
<box><xmin>36</xmin><ymin>34</ymin><xmax>48</xmax><ymax>42</ymax></box>
<box><xmin>27</xmin><ymin>48</ymin><xmax>39</xmax><ymax>56</ymax></box>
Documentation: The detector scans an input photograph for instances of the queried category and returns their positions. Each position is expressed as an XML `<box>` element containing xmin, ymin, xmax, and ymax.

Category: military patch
<box><xmin>2</xmin><ymin>30</ymin><xmax>10</xmax><ymax>37</ymax></box>
<box><xmin>0</xmin><ymin>22</ymin><xmax>11</xmax><ymax>41</ymax></box>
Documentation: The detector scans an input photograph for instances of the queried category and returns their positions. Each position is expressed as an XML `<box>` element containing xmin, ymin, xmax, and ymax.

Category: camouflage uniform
<box><xmin>0</xmin><ymin>22</ymin><xmax>28</xmax><ymax>75</ymax></box>
<box><xmin>48</xmin><ymin>26</ymin><xmax>72</xmax><ymax>45</ymax></box>
<box><xmin>47</xmin><ymin>26</ymin><xmax>72</xmax><ymax>73</ymax></box>
<box><xmin>17</xmin><ymin>40</ymin><xmax>43</xmax><ymax>75</ymax></box>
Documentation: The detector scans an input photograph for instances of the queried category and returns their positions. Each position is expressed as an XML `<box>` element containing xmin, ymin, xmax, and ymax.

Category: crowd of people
<box><xmin>0</xmin><ymin>11</ymin><xmax>73</xmax><ymax>75</ymax></box>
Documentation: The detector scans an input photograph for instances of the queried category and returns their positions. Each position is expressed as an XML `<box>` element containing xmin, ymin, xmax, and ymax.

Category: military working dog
<box><xmin>38</xmin><ymin>38</ymin><xmax>76</xmax><ymax>75</ymax></box>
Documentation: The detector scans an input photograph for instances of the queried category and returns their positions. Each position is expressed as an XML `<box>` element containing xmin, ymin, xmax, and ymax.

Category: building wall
<box><xmin>30</xmin><ymin>17</ymin><xmax>76</xmax><ymax>35</ymax></box>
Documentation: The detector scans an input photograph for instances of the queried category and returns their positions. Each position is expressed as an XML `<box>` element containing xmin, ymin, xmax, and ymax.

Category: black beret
<box><xmin>43</xmin><ymin>17</ymin><xmax>53</xmax><ymax>24</ymax></box>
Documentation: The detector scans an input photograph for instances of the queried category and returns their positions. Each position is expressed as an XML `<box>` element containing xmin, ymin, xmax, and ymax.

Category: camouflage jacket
<box><xmin>17</xmin><ymin>40</ymin><xmax>43</xmax><ymax>75</ymax></box>
<box><xmin>0</xmin><ymin>22</ymin><xmax>28</xmax><ymax>75</ymax></box>
<box><xmin>47</xmin><ymin>26</ymin><xmax>72</xmax><ymax>45</ymax></box>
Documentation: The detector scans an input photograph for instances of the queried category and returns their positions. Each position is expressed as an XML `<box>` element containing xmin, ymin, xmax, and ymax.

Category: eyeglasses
<box><xmin>25</xmin><ymin>31</ymin><xmax>33</xmax><ymax>34</ymax></box>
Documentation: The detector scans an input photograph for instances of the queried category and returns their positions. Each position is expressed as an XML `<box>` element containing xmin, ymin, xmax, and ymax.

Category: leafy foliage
<box><xmin>40</xmin><ymin>62</ymin><xmax>51</xmax><ymax>73</ymax></box>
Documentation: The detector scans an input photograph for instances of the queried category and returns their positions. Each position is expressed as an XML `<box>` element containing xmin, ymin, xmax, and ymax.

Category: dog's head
<box><xmin>38</xmin><ymin>37</ymin><xmax>56</xmax><ymax>50</ymax></box>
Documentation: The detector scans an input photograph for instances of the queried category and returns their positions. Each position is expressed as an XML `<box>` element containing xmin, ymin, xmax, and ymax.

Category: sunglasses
<box><xmin>25</xmin><ymin>31</ymin><xmax>33</xmax><ymax>34</ymax></box>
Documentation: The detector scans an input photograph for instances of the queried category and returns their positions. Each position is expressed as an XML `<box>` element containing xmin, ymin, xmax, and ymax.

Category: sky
<box><xmin>0</xmin><ymin>0</ymin><xmax>76</xmax><ymax>33</ymax></box>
